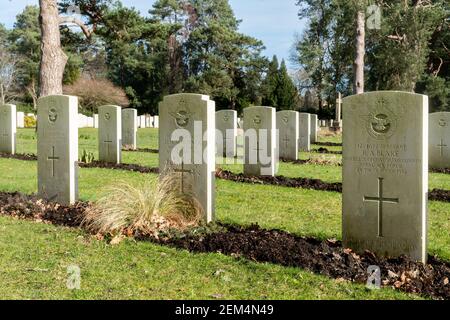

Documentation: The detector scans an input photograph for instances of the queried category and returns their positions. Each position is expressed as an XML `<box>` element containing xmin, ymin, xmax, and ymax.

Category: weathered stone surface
<box><xmin>122</xmin><ymin>108</ymin><xmax>137</xmax><ymax>149</ymax></box>
<box><xmin>159</xmin><ymin>94</ymin><xmax>215</xmax><ymax>222</ymax></box>
<box><xmin>98</xmin><ymin>105</ymin><xmax>122</xmax><ymax>164</ymax></box>
<box><xmin>0</xmin><ymin>104</ymin><xmax>17</xmax><ymax>154</ymax></box>
<box><xmin>342</xmin><ymin>91</ymin><xmax>428</xmax><ymax>263</ymax></box>
<box><xmin>243</xmin><ymin>106</ymin><xmax>277</xmax><ymax>176</ymax></box>
<box><xmin>276</xmin><ymin>110</ymin><xmax>299</xmax><ymax>161</ymax></box>
<box><xmin>429</xmin><ymin>112</ymin><xmax>450</xmax><ymax>169</ymax></box>
<box><xmin>216</xmin><ymin>110</ymin><xmax>237</xmax><ymax>157</ymax></box>
<box><xmin>37</xmin><ymin>95</ymin><xmax>78</xmax><ymax>205</ymax></box>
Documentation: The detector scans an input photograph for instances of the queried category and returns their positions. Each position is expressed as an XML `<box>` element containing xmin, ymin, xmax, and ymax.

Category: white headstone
<box><xmin>98</xmin><ymin>105</ymin><xmax>122</xmax><ymax>164</ymax></box>
<box><xmin>336</xmin><ymin>92</ymin><xmax>342</xmax><ymax>121</ymax></box>
<box><xmin>429</xmin><ymin>112</ymin><xmax>450</xmax><ymax>169</ymax></box>
<box><xmin>139</xmin><ymin>115</ymin><xmax>146</xmax><ymax>129</ymax></box>
<box><xmin>16</xmin><ymin>111</ymin><xmax>25</xmax><ymax>128</ymax></box>
<box><xmin>150</xmin><ymin>116</ymin><xmax>155</xmax><ymax>128</ymax></box>
<box><xmin>159</xmin><ymin>94</ymin><xmax>215</xmax><ymax>222</ymax></box>
<box><xmin>0</xmin><ymin>104</ymin><xmax>17</xmax><ymax>154</ymax></box>
<box><xmin>37</xmin><ymin>95</ymin><xmax>78</xmax><ymax>205</ymax></box>
<box><xmin>310</xmin><ymin>114</ymin><xmax>318</xmax><ymax>144</ymax></box>
<box><xmin>94</xmin><ymin>114</ymin><xmax>99</xmax><ymax>128</ymax></box>
<box><xmin>216</xmin><ymin>110</ymin><xmax>237</xmax><ymax>158</ymax></box>
<box><xmin>343</xmin><ymin>91</ymin><xmax>428</xmax><ymax>263</ymax></box>
<box><xmin>122</xmin><ymin>108</ymin><xmax>137</xmax><ymax>150</ymax></box>
<box><xmin>87</xmin><ymin>116</ymin><xmax>94</xmax><ymax>128</ymax></box>
<box><xmin>299</xmin><ymin>113</ymin><xmax>311</xmax><ymax>151</ymax></box>
<box><xmin>78</xmin><ymin>114</ymin><xmax>90</xmax><ymax>128</ymax></box>
<box><xmin>243</xmin><ymin>106</ymin><xmax>277</xmax><ymax>176</ymax></box>
<box><xmin>154</xmin><ymin>115</ymin><xmax>159</xmax><ymax>128</ymax></box>
<box><xmin>276</xmin><ymin>110</ymin><xmax>299</xmax><ymax>161</ymax></box>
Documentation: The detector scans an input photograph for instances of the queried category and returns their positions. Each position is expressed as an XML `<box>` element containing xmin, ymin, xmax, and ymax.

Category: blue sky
<box><xmin>0</xmin><ymin>0</ymin><xmax>305</xmax><ymax>65</ymax></box>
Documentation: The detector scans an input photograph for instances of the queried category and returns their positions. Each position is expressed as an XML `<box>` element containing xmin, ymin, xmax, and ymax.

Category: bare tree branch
<box><xmin>59</xmin><ymin>16</ymin><xmax>94</xmax><ymax>39</ymax></box>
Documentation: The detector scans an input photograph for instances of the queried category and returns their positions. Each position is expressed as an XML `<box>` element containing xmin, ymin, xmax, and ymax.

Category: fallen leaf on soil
<box><xmin>110</xmin><ymin>235</ymin><xmax>125</xmax><ymax>245</ymax></box>
<box><xmin>388</xmin><ymin>270</ymin><xmax>399</xmax><ymax>279</ymax></box>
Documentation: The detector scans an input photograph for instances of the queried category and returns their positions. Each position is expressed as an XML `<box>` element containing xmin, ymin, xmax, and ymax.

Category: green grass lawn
<box><xmin>0</xmin><ymin>128</ymin><xmax>449</xmax><ymax>300</ymax></box>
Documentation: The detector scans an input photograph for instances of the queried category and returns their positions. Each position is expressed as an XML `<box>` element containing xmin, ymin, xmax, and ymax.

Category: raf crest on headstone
<box><xmin>282</xmin><ymin>115</ymin><xmax>289</xmax><ymax>124</ymax></box>
<box><xmin>439</xmin><ymin>119</ymin><xmax>447</xmax><ymax>127</ymax></box>
<box><xmin>253</xmin><ymin>115</ymin><xmax>262</xmax><ymax>127</ymax></box>
<box><xmin>49</xmin><ymin>108</ymin><xmax>58</xmax><ymax>123</ymax></box>
<box><xmin>104</xmin><ymin>112</ymin><xmax>111</xmax><ymax>120</ymax></box>
<box><xmin>169</xmin><ymin>97</ymin><xmax>194</xmax><ymax>128</ymax></box>
<box><xmin>363</xmin><ymin>98</ymin><xmax>398</xmax><ymax>140</ymax></box>
<box><xmin>170</xmin><ymin>109</ymin><xmax>193</xmax><ymax>128</ymax></box>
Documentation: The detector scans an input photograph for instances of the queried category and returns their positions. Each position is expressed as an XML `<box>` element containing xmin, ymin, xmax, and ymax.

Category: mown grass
<box><xmin>0</xmin><ymin>216</ymin><xmax>419</xmax><ymax>300</ymax></box>
<box><xmin>0</xmin><ymin>128</ymin><xmax>449</xmax><ymax>299</ymax></box>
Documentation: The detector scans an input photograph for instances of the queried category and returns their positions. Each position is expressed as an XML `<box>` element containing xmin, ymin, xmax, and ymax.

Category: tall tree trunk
<box><xmin>38</xmin><ymin>0</ymin><xmax>67</xmax><ymax>97</ymax></box>
<box><xmin>353</xmin><ymin>10</ymin><xmax>365</xmax><ymax>94</ymax></box>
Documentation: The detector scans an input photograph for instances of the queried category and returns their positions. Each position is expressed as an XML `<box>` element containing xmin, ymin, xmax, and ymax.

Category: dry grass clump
<box><xmin>319</xmin><ymin>130</ymin><xmax>340</xmax><ymax>138</ymax></box>
<box><xmin>82</xmin><ymin>172</ymin><xmax>203</xmax><ymax>238</ymax></box>
<box><xmin>307</xmin><ymin>155</ymin><xmax>342</xmax><ymax>166</ymax></box>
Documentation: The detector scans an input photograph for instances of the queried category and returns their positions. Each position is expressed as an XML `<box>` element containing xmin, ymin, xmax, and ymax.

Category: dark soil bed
<box><xmin>79</xmin><ymin>161</ymin><xmax>159</xmax><ymax>174</ymax></box>
<box><xmin>432</xmin><ymin>168</ymin><xmax>450</xmax><ymax>174</ymax></box>
<box><xmin>123</xmin><ymin>148</ymin><xmax>159</xmax><ymax>154</ymax></box>
<box><xmin>316</xmin><ymin>142</ymin><xmax>343</xmax><ymax>147</ymax></box>
<box><xmin>0</xmin><ymin>191</ymin><xmax>88</xmax><ymax>227</ymax></box>
<box><xmin>0</xmin><ymin>191</ymin><xmax>449</xmax><ymax>300</ymax></box>
<box><xmin>312</xmin><ymin>147</ymin><xmax>343</xmax><ymax>155</ymax></box>
<box><xmin>216</xmin><ymin>169</ymin><xmax>342</xmax><ymax>192</ymax></box>
<box><xmin>0</xmin><ymin>152</ymin><xmax>37</xmax><ymax>161</ymax></box>
<box><xmin>155</xmin><ymin>224</ymin><xmax>450</xmax><ymax>300</ymax></box>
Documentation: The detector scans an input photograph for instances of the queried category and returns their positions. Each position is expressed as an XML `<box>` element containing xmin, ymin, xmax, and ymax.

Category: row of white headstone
<box><xmin>216</xmin><ymin>110</ymin><xmax>319</xmax><ymax>161</ymax></box>
<box><xmin>76</xmin><ymin>113</ymin><xmax>160</xmax><ymax>129</ymax></box>
<box><xmin>78</xmin><ymin>114</ymin><xmax>96</xmax><ymax>128</ymax></box>
<box><xmin>138</xmin><ymin>115</ymin><xmax>159</xmax><ymax>128</ymax></box>
<box><xmin>0</xmin><ymin>92</ymin><xmax>447</xmax><ymax>263</ymax></box>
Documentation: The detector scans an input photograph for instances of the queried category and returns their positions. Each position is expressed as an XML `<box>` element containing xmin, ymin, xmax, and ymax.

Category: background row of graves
<box><xmin>0</xmin><ymin>92</ymin><xmax>449</xmax><ymax>268</ymax></box>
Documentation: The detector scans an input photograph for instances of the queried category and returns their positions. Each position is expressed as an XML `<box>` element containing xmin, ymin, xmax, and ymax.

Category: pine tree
<box><xmin>262</xmin><ymin>55</ymin><xmax>279</xmax><ymax>107</ymax></box>
<box><xmin>275</xmin><ymin>60</ymin><xmax>298</xmax><ymax>110</ymax></box>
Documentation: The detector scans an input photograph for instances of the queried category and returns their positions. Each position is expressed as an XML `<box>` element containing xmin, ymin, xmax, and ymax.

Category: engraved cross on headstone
<box><xmin>47</xmin><ymin>146</ymin><xmax>59</xmax><ymax>177</ymax></box>
<box><xmin>438</xmin><ymin>139</ymin><xmax>447</xmax><ymax>157</ymax></box>
<box><xmin>1</xmin><ymin>130</ymin><xmax>8</xmax><ymax>140</ymax></box>
<box><xmin>282</xmin><ymin>136</ymin><xmax>290</xmax><ymax>150</ymax></box>
<box><xmin>104</xmin><ymin>135</ymin><xmax>113</xmax><ymax>157</ymax></box>
<box><xmin>125</xmin><ymin>130</ymin><xmax>133</xmax><ymax>142</ymax></box>
<box><xmin>253</xmin><ymin>138</ymin><xmax>264</xmax><ymax>163</ymax></box>
<box><xmin>363</xmin><ymin>177</ymin><xmax>399</xmax><ymax>238</ymax></box>
<box><xmin>174</xmin><ymin>161</ymin><xmax>193</xmax><ymax>193</ymax></box>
